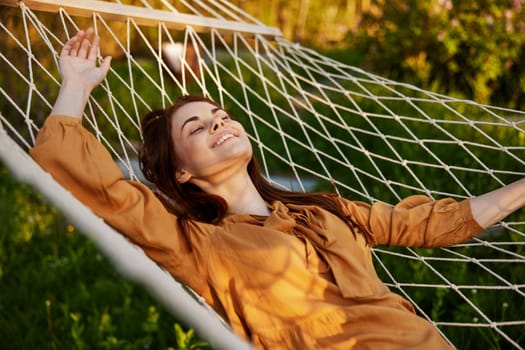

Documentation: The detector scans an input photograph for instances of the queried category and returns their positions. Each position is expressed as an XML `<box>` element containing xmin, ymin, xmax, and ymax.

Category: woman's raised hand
<box><xmin>51</xmin><ymin>28</ymin><xmax>112</xmax><ymax>118</ymax></box>
<box><xmin>59</xmin><ymin>28</ymin><xmax>111</xmax><ymax>92</ymax></box>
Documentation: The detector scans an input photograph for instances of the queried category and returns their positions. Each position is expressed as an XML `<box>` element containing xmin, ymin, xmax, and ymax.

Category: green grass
<box><xmin>0</xmin><ymin>163</ymin><xmax>210</xmax><ymax>350</ymax></box>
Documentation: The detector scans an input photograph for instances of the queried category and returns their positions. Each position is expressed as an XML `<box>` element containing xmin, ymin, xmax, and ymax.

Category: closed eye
<box><xmin>189</xmin><ymin>126</ymin><xmax>203</xmax><ymax>135</ymax></box>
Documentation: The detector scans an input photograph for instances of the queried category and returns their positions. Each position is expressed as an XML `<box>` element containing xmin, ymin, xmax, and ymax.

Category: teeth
<box><xmin>214</xmin><ymin>134</ymin><xmax>234</xmax><ymax>147</ymax></box>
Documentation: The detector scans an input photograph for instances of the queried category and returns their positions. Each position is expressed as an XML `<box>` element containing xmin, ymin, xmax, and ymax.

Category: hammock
<box><xmin>0</xmin><ymin>0</ymin><xmax>524</xmax><ymax>349</ymax></box>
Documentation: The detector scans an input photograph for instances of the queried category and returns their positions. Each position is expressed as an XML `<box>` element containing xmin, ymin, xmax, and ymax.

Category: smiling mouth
<box><xmin>213</xmin><ymin>134</ymin><xmax>235</xmax><ymax>147</ymax></box>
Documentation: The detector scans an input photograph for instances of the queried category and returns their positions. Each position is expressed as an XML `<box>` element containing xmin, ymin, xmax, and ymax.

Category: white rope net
<box><xmin>1</xmin><ymin>0</ymin><xmax>524</xmax><ymax>349</ymax></box>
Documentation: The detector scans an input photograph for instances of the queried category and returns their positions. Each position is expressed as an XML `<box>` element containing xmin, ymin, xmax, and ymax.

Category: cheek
<box><xmin>174</xmin><ymin>136</ymin><xmax>207</xmax><ymax>167</ymax></box>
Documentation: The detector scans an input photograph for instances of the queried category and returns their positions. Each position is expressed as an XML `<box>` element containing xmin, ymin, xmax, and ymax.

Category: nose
<box><xmin>210</xmin><ymin>117</ymin><xmax>225</xmax><ymax>133</ymax></box>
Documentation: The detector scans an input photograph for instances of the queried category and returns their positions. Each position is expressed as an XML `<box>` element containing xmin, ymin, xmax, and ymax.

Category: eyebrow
<box><xmin>180</xmin><ymin>107</ymin><xmax>224</xmax><ymax>132</ymax></box>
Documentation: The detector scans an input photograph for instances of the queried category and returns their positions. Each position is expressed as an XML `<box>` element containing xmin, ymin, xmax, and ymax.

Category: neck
<box><xmin>190</xmin><ymin>169</ymin><xmax>270</xmax><ymax>216</ymax></box>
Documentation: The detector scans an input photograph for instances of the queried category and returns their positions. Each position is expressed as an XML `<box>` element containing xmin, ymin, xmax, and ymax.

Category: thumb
<box><xmin>100</xmin><ymin>56</ymin><xmax>112</xmax><ymax>76</ymax></box>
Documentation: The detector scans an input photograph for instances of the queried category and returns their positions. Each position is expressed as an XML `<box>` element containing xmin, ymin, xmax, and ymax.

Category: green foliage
<box><xmin>0</xmin><ymin>163</ymin><xmax>211</xmax><ymax>350</ymax></box>
<box><xmin>173</xmin><ymin>324</ymin><xmax>209</xmax><ymax>350</ymax></box>
<box><xmin>350</xmin><ymin>0</ymin><xmax>525</xmax><ymax>109</ymax></box>
<box><xmin>225</xmin><ymin>0</ymin><xmax>525</xmax><ymax>110</ymax></box>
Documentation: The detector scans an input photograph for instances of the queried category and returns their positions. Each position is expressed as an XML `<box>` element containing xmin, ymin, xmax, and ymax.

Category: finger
<box><xmin>69</xmin><ymin>30</ymin><xmax>84</xmax><ymax>57</ymax></box>
<box><xmin>87</xmin><ymin>34</ymin><xmax>100</xmax><ymax>62</ymax></box>
<box><xmin>92</xmin><ymin>56</ymin><xmax>112</xmax><ymax>86</ymax></box>
<box><xmin>99</xmin><ymin>56</ymin><xmax>112</xmax><ymax>77</ymax></box>
<box><xmin>77</xmin><ymin>29</ymin><xmax>93</xmax><ymax>58</ymax></box>
<box><xmin>60</xmin><ymin>31</ymin><xmax>81</xmax><ymax>58</ymax></box>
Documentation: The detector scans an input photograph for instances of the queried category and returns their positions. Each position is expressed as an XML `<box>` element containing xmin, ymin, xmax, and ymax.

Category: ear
<box><xmin>175</xmin><ymin>168</ymin><xmax>191</xmax><ymax>183</ymax></box>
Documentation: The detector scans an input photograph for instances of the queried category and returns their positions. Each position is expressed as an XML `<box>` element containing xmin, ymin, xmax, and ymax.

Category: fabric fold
<box><xmin>267</xmin><ymin>201</ymin><xmax>388</xmax><ymax>299</ymax></box>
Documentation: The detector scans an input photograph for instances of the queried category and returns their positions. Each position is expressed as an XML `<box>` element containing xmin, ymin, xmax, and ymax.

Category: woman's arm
<box><xmin>51</xmin><ymin>28</ymin><xmax>111</xmax><ymax>118</ymax></box>
<box><xmin>31</xmin><ymin>29</ymin><xmax>209</xmax><ymax>289</ymax></box>
<box><xmin>338</xmin><ymin>196</ymin><xmax>483</xmax><ymax>247</ymax></box>
<box><xmin>338</xmin><ymin>177</ymin><xmax>525</xmax><ymax>248</ymax></box>
<box><xmin>470</xmin><ymin>178</ymin><xmax>525</xmax><ymax>229</ymax></box>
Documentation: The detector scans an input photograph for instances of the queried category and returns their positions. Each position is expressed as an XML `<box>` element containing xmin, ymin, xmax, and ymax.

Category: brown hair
<box><xmin>139</xmin><ymin>94</ymin><xmax>348</xmax><ymax>226</ymax></box>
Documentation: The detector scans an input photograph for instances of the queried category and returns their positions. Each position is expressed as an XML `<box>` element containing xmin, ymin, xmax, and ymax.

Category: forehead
<box><xmin>171</xmin><ymin>101</ymin><xmax>220</xmax><ymax>123</ymax></box>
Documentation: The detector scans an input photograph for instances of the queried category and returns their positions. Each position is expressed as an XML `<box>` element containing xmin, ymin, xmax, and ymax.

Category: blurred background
<box><xmin>233</xmin><ymin>0</ymin><xmax>525</xmax><ymax>109</ymax></box>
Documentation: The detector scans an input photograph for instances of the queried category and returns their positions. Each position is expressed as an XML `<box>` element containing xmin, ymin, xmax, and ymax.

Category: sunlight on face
<box><xmin>170</xmin><ymin>101</ymin><xmax>253</xmax><ymax>183</ymax></box>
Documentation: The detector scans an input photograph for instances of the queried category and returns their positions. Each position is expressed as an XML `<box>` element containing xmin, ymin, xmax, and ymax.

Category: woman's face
<box><xmin>170</xmin><ymin>101</ymin><xmax>252</xmax><ymax>183</ymax></box>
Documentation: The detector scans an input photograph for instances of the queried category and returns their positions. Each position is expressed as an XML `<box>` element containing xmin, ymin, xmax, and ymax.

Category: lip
<box><xmin>211</xmin><ymin>130</ymin><xmax>238</xmax><ymax>148</ymax></box>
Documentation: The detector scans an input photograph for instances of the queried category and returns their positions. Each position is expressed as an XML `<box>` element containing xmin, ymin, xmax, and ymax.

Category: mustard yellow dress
<box><xmin>31</xmin><ymin>115</ymin><xmax>484</xmax><ymax>349</ymax></box>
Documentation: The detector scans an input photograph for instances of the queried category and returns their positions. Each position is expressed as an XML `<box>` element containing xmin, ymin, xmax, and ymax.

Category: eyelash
<box><xmin>190</xmin><ymin>126</ymin><xmax>203</xmax><ymax>135</ymax></box>
<box><xmin>188</xmin><ymin>115</ymin><xmax>231</xmax><ymax>135</ymax></box>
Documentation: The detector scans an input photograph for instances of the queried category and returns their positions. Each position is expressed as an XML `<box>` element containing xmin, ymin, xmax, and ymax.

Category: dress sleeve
<box><xmin>29</xmin><ymin>115</ymin><xmax>208</xmax><ymax>290</ymax></box>
<box><xmin>337</xmin><ymin>195</ymin><xmax>484</xmax><ymax>248</ymax></box>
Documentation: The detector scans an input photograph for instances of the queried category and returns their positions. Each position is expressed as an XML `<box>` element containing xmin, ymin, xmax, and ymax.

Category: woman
<box><xmin>31</xmin><ymin>28</ymin><xmax>525</xmax><ymax>349</ymax></box>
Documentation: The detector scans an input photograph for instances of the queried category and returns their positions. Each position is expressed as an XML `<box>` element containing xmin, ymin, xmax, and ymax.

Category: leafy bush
<box><xmin>350</xmin><ymin>0</ymin><xmax>525</xmax><ymax>109</ymax></box>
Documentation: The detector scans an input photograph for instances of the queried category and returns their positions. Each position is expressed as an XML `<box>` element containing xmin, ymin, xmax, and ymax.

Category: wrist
<box><xmin>60</xmin><ymin>80</ymin><xmax>92</xmax><ymax>101</ymax></box>
<box><xmin>50</xmin><ymin>81</ymin><xmax>92</xmax><ymax>118</ymax></box>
